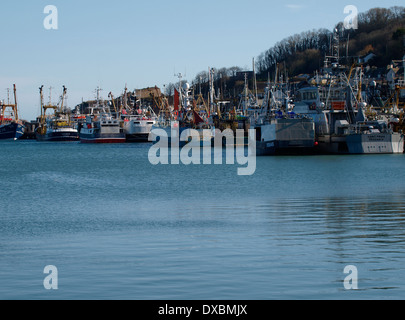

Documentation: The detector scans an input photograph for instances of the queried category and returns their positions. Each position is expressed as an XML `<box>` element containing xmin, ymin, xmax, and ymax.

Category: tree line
<box><xmin>164</xmin><ymin>6</ymin><xmax>405</xmax><ymax>97</ymax></box>
<box><xmin>255</xmin><ymin>6</ymin><xmax>405</xmax><ymax>79</ymax></box>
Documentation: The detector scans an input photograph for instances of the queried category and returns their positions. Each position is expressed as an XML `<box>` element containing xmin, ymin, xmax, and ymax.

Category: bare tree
<box><xmin>194</xmin><ymin>71</ymin><xmax>209</xmax><ymax>84</ymax></box>
<box><xmin>164</xmin><ymin>83</ymin><xmax>175</xmax><ymax>96</ymax></box>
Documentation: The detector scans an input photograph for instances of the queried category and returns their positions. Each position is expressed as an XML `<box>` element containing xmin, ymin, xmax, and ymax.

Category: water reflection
<box><xmin>254</xmin><ymin>193</ymin><xmax>405</xmax><ymax>297</ymax></box>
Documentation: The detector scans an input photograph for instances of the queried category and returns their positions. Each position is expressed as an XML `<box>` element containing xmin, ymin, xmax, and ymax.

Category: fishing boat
<box><xmin>292</xmin><ymin>65</ymin><xmax>404</xmax><ymax>154</ymax></box>
<box><xmin>292</xmin><ymin>85</ymin><xmax>348</xmax><ymax>154</ymax></box>
<box><xmin>36</xmin><ymin>86</ymin><xmax>79</xmax><ymax>142</ymax></box>
<box><xmin>111</xmin><ymin>87</ymin><xmax>157</xmax><ymax>142</ymax></box>
<box><xmin>253</xmin><ymin>78</ymin><xmax>316</xmax><ymax>156</ymax></box>
<box><xmin>346</xmin><ymin>119</ymin><xmax>404</xmax><ymax>154</ymax></box>
<box><xmin>79</xmin><ymin>88</ymin><xmax>125</xmax><ymax>143</ymax></box>
<box><xmin>344</xmin><ymin>83</ymin><xmax>404</xmax><ymax>154</ymax></box>
<box><xmin>150</xmin><ymin>75</ymin><xmax>215</xmax><ymax>147</ymax></box>
<box><xmin>255</xmin><ymin>116</ymin><xmax>316</xmax><ymax>156</ymax></box>
<box><xmin>123</xmin><ymin>111</ymin><xmax>157</xmax><ymax>142</ymax></box>
<box><xmin>211</xmin><ymin>70</ymin><xmax>256</xmax><ymax>146</ymax></box>
<box><xmin>80</xmin><ymin>114</ymin><xmax>126</xmax><ymax>143</ymax></box>
<box><xmin>0</xmin><ymin>84</ymin><xmax>25</xmax><ymax>140</ymax></box>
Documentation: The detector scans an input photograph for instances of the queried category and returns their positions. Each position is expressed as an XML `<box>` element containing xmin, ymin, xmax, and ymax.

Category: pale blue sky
<box><xmin>1</xmin><ymin>0</ymin><xmax>404</xmax><ymax>120</ymax></box>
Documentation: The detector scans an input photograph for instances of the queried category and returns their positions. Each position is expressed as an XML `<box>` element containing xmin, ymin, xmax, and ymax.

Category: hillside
<box><xmin>169</xmin><ymin>6</ymin><xmax>405</xmax><ymax>100</ymax></box>
<box><xmin>255</xmin><ymin>6</ymin><xmax>405</xmax><ymax>79</ymax></box>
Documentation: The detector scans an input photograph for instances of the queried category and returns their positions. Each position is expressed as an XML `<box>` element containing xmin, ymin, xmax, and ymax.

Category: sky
<box><xmin>1</xmin><ymin>0</ymin><xmax>404</xmax><ymax>120</ymax></box>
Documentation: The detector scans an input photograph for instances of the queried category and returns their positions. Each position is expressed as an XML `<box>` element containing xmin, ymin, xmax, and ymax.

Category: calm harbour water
<box><xmin>1</xmin><ymin>140</ymin><xmax>405</xmax><ymax>300</ymax></box>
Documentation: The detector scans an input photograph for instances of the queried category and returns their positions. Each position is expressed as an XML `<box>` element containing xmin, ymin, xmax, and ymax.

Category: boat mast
<box><xmin>357</xmin><ymin>68</ymin><xmax>363</xmax><ymax>102</ymax></box>
<box><xmin>1</xmin><ymin>85</ymin><xmax>19</xmax><ymax>124</ymax></box>
<box><xmin>95</xmin><ymin>86</ymin><xmax>104</xmax><ymax>114</ymax></box>
<box><xmin>0</xmin><ymin>103</ymin><xmax>3</xmax><ymax>125</ymax></box>
<box><xmin>124</xmin><ymin>85</ymin><xmax>128</xmax><ymax>111</ymax></box>
<box><xmin>244</xmin><ymin>73</ymin><xmax>248</xmax><ymax>116</ymax></box>
<box><xmin>39</xmin><ymin>85</ymin><xmax>44</xmax><ymax>119</ymax></box>
<box><xmin>209</xmin><ymin>68</ymin><xmax>215</xmax><ymax>116</ymax></box>
<box><xmin>175</xmin><ymin>72</ymin><xmax>184</xmax><ymax>119</ymax></box>
<box><xmin>0</xmin><ymin>90</ymin><xmax>7</xmax><ymax>124</ymax></box>
<box><xmin>253</xmin><ymin>58</ymin><xmax>258</xmax><ymax>105</ymax></box>
<box><xmin>13</xmin><ymin>84</ymin><xmax>18</xmax><ymax>122</ymax></box>
<box><xmin>48</xmin><ymin>86</ymin><xmax>53</xmax><ymax>107</ymax></box>
<box><xmin>60</xmin><ymin>86</ymin><xmax>67</xmax><ymax>113</ymax></box>
<box><xmin>96</xmin><ymin>87</ymin><xmax>100</xmax><ymax>105</ymax></box>
<box><xmin>138</xmin><ymin>87</ymin><xmax>142</xmax><ymax>112</ymax></box>
<box><xmin>108</xmin><ymin>91</ymin><xmax>117</xmax><ymax>116</ymax></box>
<box><xmin>274</xmin><ymin>64</ymin><xmax>278</xmax><ymax>86</ymax></box>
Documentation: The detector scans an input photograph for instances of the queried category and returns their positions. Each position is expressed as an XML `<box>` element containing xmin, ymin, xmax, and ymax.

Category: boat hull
<box><xmin>126</xmin><ymin>133</ymin><xmax>150</xmax><ymax>143</ymax></box>
<box><xmin>80</xmin><ymin>138</ymin><xmax>127</xmax><ymax>143</ymax></box>
<box><xmin>0</xmin><ymin>123</ymin><xmax>25</xmax><ymax>140</ymax></box>
<box><xmin>36</xmin><ymin>129</ymin><xmax>79</xmax><ymax>142</ymax></box>
<box><xmin>80</xmin><ymin>132</ymin><xmax>126</xmax><ymax>144</ymax></box>
<box><xmin>346</xmin><ymin>132</ymin><xmax>404</xmax><ymax>154</ymax></box>
<box><xmin>149</xmin><ymin>124</ymin><xmax>215</xmax><ymax>147</ymax></box>
<box><xmin>80</xmin><ymin>119</ymin><xmax>126</xmax><ymax>144</ymax></box>
<box><xmin>256</xmin><ymin>141</ymin><xmax>318</xmax><ymax>156</ymax></box>
<box><xmin>316</xmin><ymin>135</ymin><xmax>349</xmax><ymax>154</ymax></box>
<box><xmin>256</xmin><ymin>118</ymin><xmax>316</xmax><ymax>156</ymax></box>
<box><xmin>123</xmin><ymin>117</ymin><xmax>156</xmax><ymax>143</ymax></box>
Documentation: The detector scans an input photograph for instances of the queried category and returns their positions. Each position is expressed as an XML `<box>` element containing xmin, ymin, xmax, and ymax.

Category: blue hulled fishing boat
<box><xmin>0</xmin><ymin>84</ymin><xmax>25</xmax><ymax>140</ymax></box>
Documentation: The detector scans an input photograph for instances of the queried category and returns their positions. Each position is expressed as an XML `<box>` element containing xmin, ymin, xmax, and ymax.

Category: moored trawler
<box><xmin>150</xmin><ymin>78</ymin><xmax>215</xmax><ymax>147</ymax></box>
<box><xmin>80</xmin><ymin>114</ymin><xmax>126</xmax><ymax>143</ymax></box>
<box><xmin>292</xmin><ymin>79</ymin><xmax>404</xmax><ymax>155</ymax></box>
<box><xmin>253</xmin><ymin>81</ymin><xmax>317</xmax><ymax>156</ymax></box>
<box><xmin>0</xmin><ymin>121</ymin><xmax>25</xmax><ymax>141</ymax></box>
<box><xmin>79</xmin><ymin>88</ymin><xmax>125</xmax><ymax>143</ymax></box>
<box><xmin>0</xmin><ymin>84</ymin><xmax>25</xmax><ymax>141</ymax></box>
<box><xmin>122</xmin><ymin>107</ymin><xmax>157</xmax><ymax>142</ymax></box>
<box><xmin>346</xmin><ymin>121</ymin><xmax>404</xmax><ymax>154</ymax></box>
<box><xmin>292</xmin><ymin>85</ymin><xmax>351</xmax><ymax>154</ymax></box>
<box><xmin>108</xmin><ymin>86</ymin><xmax>158</xmax><ymax>142</ymax></box>
<box><xmin>36</xmin><ymin>121</ymin><xmax>79</xmax><ymax>142</ymax></box>
<box><xmin>255</xmin><ymin>116</ymin><xmax>316</xmax><ymax>156</ymax></box>
<box><xmin>123</xmin><ymin>116</ymin><xmax>156</xmax><ymax>142</ymax></box>
<box><xmin>36</xmin><ymin>86</ymin><xmax>79</xmax><ymax>142</ymax></box>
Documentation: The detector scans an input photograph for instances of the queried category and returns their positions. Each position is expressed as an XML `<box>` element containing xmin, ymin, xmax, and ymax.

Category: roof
<box><xmin>360</xmin><ymin>53</ymin><xmax>376</xmax><ymax>63</ymax></box>
<box><xmin>364</xmin><ymin>67</ymin><xmax>386</xmax><ymax>79</ymax></box>
<box><xmin>135</xmin><ymin>86</ymin><xmax>162</xmax><ymax>99</ymax></box>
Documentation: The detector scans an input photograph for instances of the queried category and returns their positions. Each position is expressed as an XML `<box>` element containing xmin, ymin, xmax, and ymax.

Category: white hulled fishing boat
<box><xmin>79</xmin><ymin>87</ymin><xmax>125</xmax><ymax>143</ymax></box>
<box><xmin>114</xmin><ymin>87</ymin><xmax>157</xmax><ymax>142</ymax></box>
